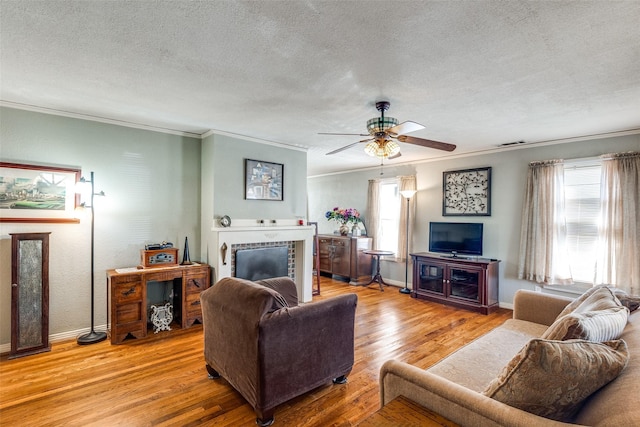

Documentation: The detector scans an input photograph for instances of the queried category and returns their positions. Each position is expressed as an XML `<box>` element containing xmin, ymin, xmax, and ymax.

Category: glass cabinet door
<box><xmin>449</xmin><ymin>268</ymin><xmax>480</xmax><ymax>302</ymax></box>
<box><xmin>416</xmin><ymin>261</ymin><xmax>445</xmax><ymax>295</ymax></box>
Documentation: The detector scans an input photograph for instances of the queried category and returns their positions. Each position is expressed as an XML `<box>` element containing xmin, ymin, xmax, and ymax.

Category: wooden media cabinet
<box><xmin>106</xmin><ymin>263</ymin><xmax>211</xmax><ymax>344</ymax></box>
<box><xmin>411</xmin><ymin>253</ymin><xmax>500</xmax><ymax>314</ymax></box>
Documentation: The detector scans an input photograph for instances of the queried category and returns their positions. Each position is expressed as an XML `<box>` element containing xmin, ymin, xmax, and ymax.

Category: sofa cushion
<box><xmin>427</xmin><ymin>319</ymin><xmax>548</xmax><ymax>392</ymax></box>
<box><xmin>542</xmin><ymin>286</ymin><xmax>629</xmax><ymax>341</ymax></box>
<box><xmin>574</xmin><ymin>310</ymin><xmax>640</xmax><ymax>425</ymax></box>
<box><xmin>483</xmin><ymin>338</ymin><xmax>629</xmax><ymax>422</ymax></box>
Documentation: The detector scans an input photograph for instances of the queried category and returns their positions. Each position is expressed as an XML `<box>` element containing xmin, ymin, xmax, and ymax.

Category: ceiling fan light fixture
<box><xmin>366</xmin><ymin>117</ymin><xmax>398</xmax><ymax>135</ymax></box>
<box><xmin>364</xmin><ymin>140</ymin><xmax>400</xmax><ymax>158</ymax></box>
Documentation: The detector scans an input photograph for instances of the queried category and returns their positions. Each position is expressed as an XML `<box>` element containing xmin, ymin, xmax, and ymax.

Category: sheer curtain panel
<box><xmin>595</xmin><ymin>152</ymin><xmax>640</xmax><ymax>294</ymax></box>
<box><xmin>517</xmin><ymin>160</ymin><xmax>573</xmax><ymax>285</ymax></box>
<box><xmin>397</xmin><ymin>176</ymin><xmax>416</xmax><ymax>261</ymax></box>
<box><xmin>367</xmin><ymin>179</ymin><xmax>380</xmax><ymax>249</ymax></box>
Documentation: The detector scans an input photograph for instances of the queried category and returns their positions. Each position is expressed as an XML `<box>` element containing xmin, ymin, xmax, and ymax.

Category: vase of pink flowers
<box><xmin>325</xmin><ymin>207</ymin><xmax>361</xmax><ymax>236</ymax></box>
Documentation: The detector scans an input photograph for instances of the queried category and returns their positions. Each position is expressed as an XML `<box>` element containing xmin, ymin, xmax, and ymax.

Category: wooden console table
<box><xmin>318</xmin><ymin>235</ymin><xmax>372</xmax><ymax>285</ymax></box>
<box><xmin>106</xmin><ymin>263</ymin><xmax>210</xmax><ymax>344</ymax></box>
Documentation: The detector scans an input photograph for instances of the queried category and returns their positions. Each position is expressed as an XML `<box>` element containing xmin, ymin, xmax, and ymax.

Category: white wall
<box><xmin>307</xmin><ymin>134</ymin><xmax>640</xmax><ymax>306</ymax></box>
<box><xmin>0</xmin><ymin>107</ymin><xmax>202</xmax><ymax>348</ymax></box>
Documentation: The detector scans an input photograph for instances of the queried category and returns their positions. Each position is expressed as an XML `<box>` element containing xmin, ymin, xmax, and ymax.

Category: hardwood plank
<box><xmin>0</xmin><ymin>277</ymin><xmax>512</xmax><ymax>426</ymax></box>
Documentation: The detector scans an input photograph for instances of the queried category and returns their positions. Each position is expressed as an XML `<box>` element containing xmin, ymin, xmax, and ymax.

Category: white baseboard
<box><xmin>0</xmin><ymin>324</ymin><xmax>107</xmax><ymax>355</ymax></box>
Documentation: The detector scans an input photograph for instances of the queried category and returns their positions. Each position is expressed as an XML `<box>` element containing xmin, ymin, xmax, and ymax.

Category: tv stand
<box><xmin>410</xmin><ymin>253</ymin><xmax>499</xmax><ymax>314</ymax></box>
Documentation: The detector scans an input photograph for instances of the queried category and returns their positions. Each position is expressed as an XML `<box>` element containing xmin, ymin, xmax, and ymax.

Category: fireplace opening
<box><xmin>235</xmin><ymin>246</ymin><xmax>289</xmax><ymax>281</ymax></box>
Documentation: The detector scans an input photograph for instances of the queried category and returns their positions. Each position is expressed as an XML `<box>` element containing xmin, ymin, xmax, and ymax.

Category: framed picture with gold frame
<box><xmin>0</xmin><ymin>162</ymin><xmax>81</xmax><ymax>223</ymax></box>
<box><xmin>443</xmin><ymin>167</ymin><xmax>491</xmax><ymax>216</ymax></box>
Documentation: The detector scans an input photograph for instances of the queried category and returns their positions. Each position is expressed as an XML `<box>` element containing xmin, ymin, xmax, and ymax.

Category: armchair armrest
<box><xmin>380</xmin><ymin>360</ymin><xmax>578</xmax><ymax>427</ymax></box>
<box><xmin>513</xmin><ymin>290</ymin><xmax>573</xmax><ymax>326</ymax></box>
<box><xmin>257</xmin><ymin>294</ymin><xmax>357</xmax><ymax>406</ymax></box>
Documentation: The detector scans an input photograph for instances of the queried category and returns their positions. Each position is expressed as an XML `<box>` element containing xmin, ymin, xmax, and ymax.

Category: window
<box><xmin>376</xmin><ymin>180</ymin><xmax>400</xmax><ymax>254</ymax></box>
<box><xmin>564</xmin><ymin>161</ymin><xmax>601</xmax><ymax>284</ymax></box>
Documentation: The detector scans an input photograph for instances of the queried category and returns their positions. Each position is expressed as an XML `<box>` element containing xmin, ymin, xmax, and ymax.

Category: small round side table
<box><xmin>363</xmin><ymin>250</ymin><xmax>394</xmax><ymax>291</ymax></box>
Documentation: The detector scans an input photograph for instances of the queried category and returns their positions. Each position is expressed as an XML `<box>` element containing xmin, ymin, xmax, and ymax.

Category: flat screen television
<box><xmin>428</xmin><ymin>222</ymin><xmax>483</xmax><ymax>257</ymax></box>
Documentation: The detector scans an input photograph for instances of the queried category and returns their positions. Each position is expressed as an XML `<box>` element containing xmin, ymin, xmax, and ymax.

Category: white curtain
<box><xmin>366</xmin><ymin>179</ymin><xmax>380</xmax><ymax>249</ymax></box>
<box><xmin>595</xmin><ymin>152</ymin><xmax>640</xmax><ymax>294</ymax></box>
<box><xmin>517</xmin><ymin>160</ymin><xmax>573</xmax><ymax>284</ymax></box>
<box><xmin>397</xmin><ymin>175</ymin><xmax>417</xmax><ymax>261</ymax></box>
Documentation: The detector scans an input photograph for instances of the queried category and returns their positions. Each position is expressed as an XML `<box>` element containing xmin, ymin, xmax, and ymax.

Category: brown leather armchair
<box><xmin>200</xmin><ymin>276</ymin><xmax>357</xmax><ymax>426</ymax></box>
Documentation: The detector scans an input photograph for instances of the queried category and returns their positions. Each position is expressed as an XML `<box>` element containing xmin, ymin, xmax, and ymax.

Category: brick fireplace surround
<box><xmin>208</xmin><ymin>221</ymin><xmax>316</xmax><ymax>303</ymax></box>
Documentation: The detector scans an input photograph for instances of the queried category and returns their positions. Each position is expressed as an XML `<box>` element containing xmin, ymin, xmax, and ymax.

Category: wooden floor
<box><xmin>0</xmin><ymin>277</ymin><xmax>512</xmax><ymax>427</ymax></box>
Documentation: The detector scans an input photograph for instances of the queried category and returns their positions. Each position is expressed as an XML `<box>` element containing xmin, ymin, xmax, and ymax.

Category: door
<box><xmin>331</xmin><ymin>238</ymin><xmax>351</xmax><ymax>277</ymax></box>
<box><xmin>448</xmin><ymin>266</ymin><xmax>482</xmax><ymax>303</ymax></box>
<box><xmin>416</xmin><ymin>259</ymin><xmax>445</xmax><ymax>296</ymax></box>
<box><xmin>10</xmin><ymin>232</ymin><xmax>51</xmax><ymax>358</ymax></box>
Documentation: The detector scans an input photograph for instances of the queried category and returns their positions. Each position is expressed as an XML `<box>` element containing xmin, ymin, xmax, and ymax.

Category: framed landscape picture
<box><xmin>443</xmin><ymin>167</ymin><xmax>491</xmax><ymax>216</ymax></box>
<box><xmin>245</xmin><ymin>159</ymin><xmax>283</xmax><ymax>201</ymax></box>
<box><xmin>0</xmin><ymin>162</ymin><xmax>81</xmax><ymax>223</ymax></box>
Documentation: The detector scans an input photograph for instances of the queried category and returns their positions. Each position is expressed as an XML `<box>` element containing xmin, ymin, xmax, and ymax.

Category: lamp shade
<box><xmin>364</xmin><ymin>140</ymin><xmax>400</xmax><ymax>158</ymax></box>
<box><xmin>400</xmin><ymin>190</ymin><xmax>417</xmax><ymax>199</ymax></box>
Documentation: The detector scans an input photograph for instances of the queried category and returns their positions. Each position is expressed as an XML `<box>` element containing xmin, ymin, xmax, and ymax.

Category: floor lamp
<box><xmin>399</xmin><ymin>190</ymin><xmax>417</xmax><ymax>294</ymax></box>
<box><xmin>77</xmin><ymin>171</ymin><xmax>107</xmax><ymax>345</ymax></box>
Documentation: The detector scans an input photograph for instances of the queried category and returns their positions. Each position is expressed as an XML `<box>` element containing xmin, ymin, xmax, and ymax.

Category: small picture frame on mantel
<box><xmin>443</xmin><ymin>167</ymin><xmax>491</xmax><ymax>216</ymax></box>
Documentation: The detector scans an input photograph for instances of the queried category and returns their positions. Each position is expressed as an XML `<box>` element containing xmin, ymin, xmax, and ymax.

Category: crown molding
<box><xmin>201</xmin><ymin>128</ymin><xmax>308</xmax><ymax>152</ymax></box>
<box><xmin>0</xmin><ymin>100</ymin><xmax>204</xmax><ymax>138</ymax></box>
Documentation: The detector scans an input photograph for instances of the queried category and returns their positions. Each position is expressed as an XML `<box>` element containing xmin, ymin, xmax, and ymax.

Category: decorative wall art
<box><xmin>0</xmin><ymin>162</ymin><xmax>81</xmax><ymax>223</ymax></box>
<box><xmin>443</xmin><ymin>167</ymin><xmax>492</xmax><ymax>216</ymax></box>
<box><xmin>245</xmin><ymin>159</ymin><xmax>283</xmax><ymax>201</ymax></box>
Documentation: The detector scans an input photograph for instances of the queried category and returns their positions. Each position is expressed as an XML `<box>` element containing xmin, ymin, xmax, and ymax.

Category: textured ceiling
<box><xmin>1</xmin><ymin>1</ymin><xmax>639</xmax><ymax>176</ymax></box>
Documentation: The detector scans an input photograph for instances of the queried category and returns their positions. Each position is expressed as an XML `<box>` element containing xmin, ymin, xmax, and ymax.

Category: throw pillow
<box><xmin>556</xmin><ymin>285</ymin><xmax>618</xmax><ymax>318</ymax></box>
<box><xmin>542</xmin><ymin>286</ymin><xmax>629</xmax><ymax>341</ymax></box>
<box><xmin>611</xmin><ymin>288</ymin><xmax>640</xmax><ymax>312</ymax></box>
<box><xmin>541</xmin><ymin>306</ymin><xmax>629</xmax><ymax>341</ymax></box>
<box><xmin>483</xmin><ymin>339</ymin><xmax>629</xmax><ymax>422</ymax></box>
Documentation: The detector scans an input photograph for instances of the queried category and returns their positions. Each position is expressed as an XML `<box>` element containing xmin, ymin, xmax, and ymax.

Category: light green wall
<box><xmin>201</xmin><ymin>133</ymin><xmax>307</xmax><ymax>227</ymax></box>
<box><xmin>308</xmin><ymin>134</ymin><xmax>640</xmax><ymax>306</ymax></box>
<box><xmin>0</xmin><ymin>107</ymin><xmax>202</xmax><ymax>348</ymax></box>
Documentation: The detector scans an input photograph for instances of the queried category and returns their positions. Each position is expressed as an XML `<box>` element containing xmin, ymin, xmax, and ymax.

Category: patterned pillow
<box><xmin>483</xmin><ymin>339</ymin><xmax>629</xmax><ymax>422</ymax></box>
<box><xmin>542</xmin><ymin>286</ymin><xmax>629</xmax><ymax>341</ymax></box>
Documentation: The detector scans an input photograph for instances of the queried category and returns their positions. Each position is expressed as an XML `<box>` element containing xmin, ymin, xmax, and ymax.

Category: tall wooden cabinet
<box><xmin>318</xmin><ymin>235</ymin><xmax>372</xmax><ymax>285</ymax></box>
<box><xmin>411</xmin><ymin>253</ymin><xmax>499</xmax><ymax>314</ymax></box>
<box><xmin>10</xmin><ymin>232</ymin><xmax>51</xmax><ymax>358</ymax></box>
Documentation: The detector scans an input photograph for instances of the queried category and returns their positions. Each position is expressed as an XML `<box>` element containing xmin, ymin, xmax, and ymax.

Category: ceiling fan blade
<box><xmin>397</xmin><ymin>135</ymin><xmax>456</xmax><ymax>152</ymax></box>
<box><xmin>387</xmin><ymin>121</ymin><xmax>425</xmax><ymax>136</ymax></box>
<box><xmin>319</xmin><ymin>132</ymin><xmax>370</xmax><ymax>137</ymax></box>
<box><xmin>326</xmin><ymin>142</ymin><xmax>362</xmax><ymax>155</ymax></box>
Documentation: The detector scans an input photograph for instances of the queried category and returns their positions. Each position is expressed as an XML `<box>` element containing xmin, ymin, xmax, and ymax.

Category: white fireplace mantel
<box><xmin>208</xmin><ymin>225</ymin><xmax>316</xmax><ymax>302</ymax></box>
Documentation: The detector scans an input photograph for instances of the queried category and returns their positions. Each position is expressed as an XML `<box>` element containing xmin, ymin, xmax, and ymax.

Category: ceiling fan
<box><xmin>321</xmin><ymin>101</ymin><xmax>456</xmax><ymax>159</ymax></box>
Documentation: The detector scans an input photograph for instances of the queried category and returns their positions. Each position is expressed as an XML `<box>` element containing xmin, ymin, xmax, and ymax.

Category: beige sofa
<box><xmin>380</xmin><ymin>288</ymin><xmax>639</xmax><ymax>426</ymax></box>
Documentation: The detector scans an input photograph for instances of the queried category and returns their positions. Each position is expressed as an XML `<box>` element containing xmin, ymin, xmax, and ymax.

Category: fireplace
<box><xmin>235</xmin><ymin>245</ymin><xmax>290</xmax><ymax>281</ymax></box>
<box><xmin>208</xmin><ymin>221</ymin><xmax>315</xmax><ymax>303</ymax></box>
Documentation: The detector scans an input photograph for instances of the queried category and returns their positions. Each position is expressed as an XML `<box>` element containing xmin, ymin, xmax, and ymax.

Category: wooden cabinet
<box><xmin>10</xmin><ymin>232</ymin><xmax>51</xmax><ymax>358</ymax></box>
<box><xmin>107</xmin><ymin>263</ymin><xmax>210</xmax><ymax>344</ymax></box>
<box><xmin>411</xmin><ymin>253</ymin><xmax>499</xmax><ymax>314</ymax></box>
<box><xmin>318</xmin><ymin>235</ymin><xmax>372</xmax><ymax>285</ymax></box>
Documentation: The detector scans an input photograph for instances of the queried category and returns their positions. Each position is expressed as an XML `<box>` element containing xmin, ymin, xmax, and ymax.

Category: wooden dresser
<box><xmin>318</xmin><ymin>235</ymin><xmax>372</xmax><ymax>285</ymax></box>
<box><xmin>106</xmin><ymin>263</ymin><xmax>210</xmax><ymax>344</ymax></box>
